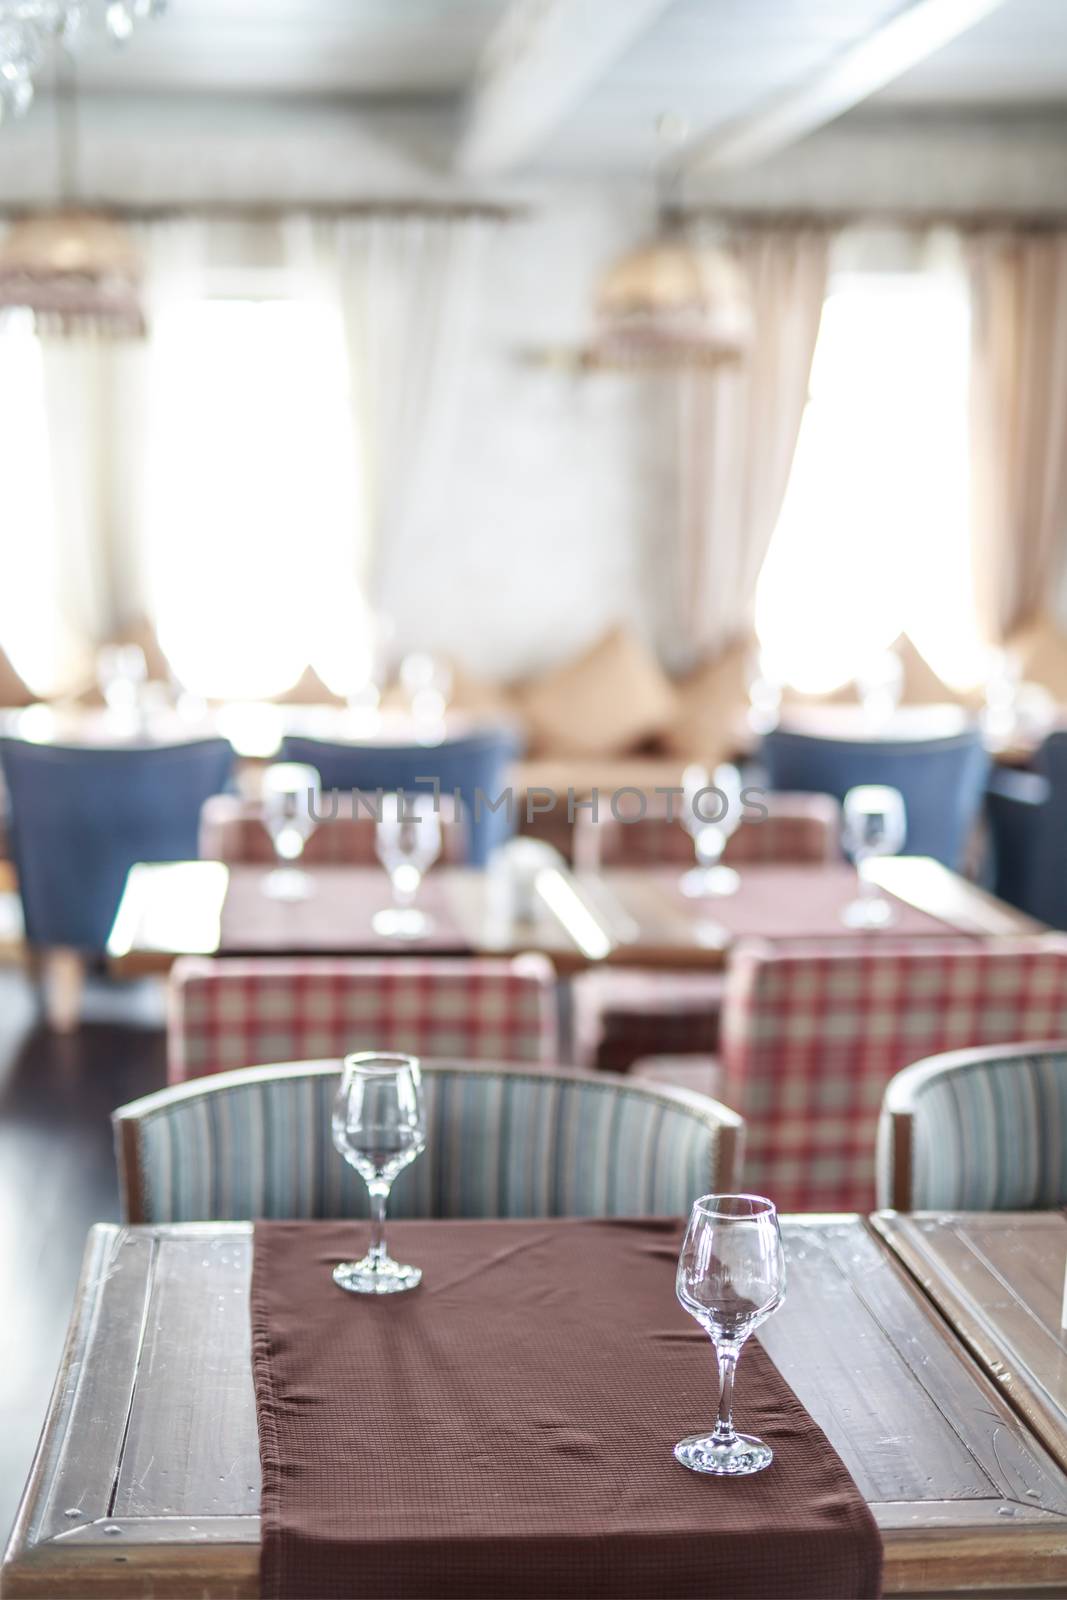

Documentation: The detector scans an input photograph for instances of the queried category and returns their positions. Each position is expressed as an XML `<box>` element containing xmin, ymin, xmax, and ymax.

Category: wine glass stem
<box><xmin>713</xmin><ymin>1344</ymin><xmax>739</xmax><ymax>1444</ymax></box>
<box><xmin>368</xmin><ymin>1181</ymin><xmax>390</xmax><ymax>1268</ymax></box>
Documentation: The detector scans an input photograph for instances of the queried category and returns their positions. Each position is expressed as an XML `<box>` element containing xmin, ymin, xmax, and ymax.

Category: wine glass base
<box><xmin>841</xmin><ymin>896</ymin><xmax>894</xmax><ymax>929</ymax></box>
<box><xmin>262</xmin><ymin>868</ymin><xmax>314</xmax><ymax>901</ymax></box>
<box><xmin>371</xmin><ymin>908</ymin><xmax>434</xmax><ymax>940</ymax></box>
<box><xmin>333</xmin><ymin>1257</ymin><xmax>422</xmax><ymax>1295</ymax></box>
<box><xmin>680</xmin><ymin>866</ymin><xmax>740</xmax><ymax>899</ymax></box>
<box><xmin>674</xmin><ymin>1432</ymin><xmax>773</xmax><ymax>1476</ymax></box>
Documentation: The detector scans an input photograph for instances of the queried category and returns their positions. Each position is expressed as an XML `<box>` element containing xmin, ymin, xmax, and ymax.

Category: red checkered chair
<box><xmin>718</xmin><ymin>936</ymin><xmax>1067</xmax><ymax>1214</ymax></box>
<box><xmin>199</xmin><ymin>792</ymin><xmax>466</xmax><ymax>866</ymax></box>
<box><xmin>572</xmin><ymin>791</ymin><xmax>840</xmax><ymax>872</ymax></box>
<box><xmin>167</xmin><ymin>954</ymin><xmax>559</xmax><ymax>1084</ymax></box>
<box><xmin>569</xmin><ymin>794</ymin><xmax>840</xmax><ymax>1076</ymax></box>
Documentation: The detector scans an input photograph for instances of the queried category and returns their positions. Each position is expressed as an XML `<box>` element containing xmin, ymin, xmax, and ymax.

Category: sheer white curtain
<box><xmin>298</xmin><ymin>213</ymin><xmax>496</xmax><ymax>602</ymax></box>
<box><xmin>676</xmin><ymin>225</ymin><xmax>832</xmax><ymax>663</ymax></box>
<box><xmin>968</xmin><ymin>228</ymin><xmax>1067</xmax><ymax>644</ymax></box>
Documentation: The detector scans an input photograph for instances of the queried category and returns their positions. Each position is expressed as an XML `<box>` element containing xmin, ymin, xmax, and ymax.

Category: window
<box><xmin>145</xmin><ymin>296</ymin><xmax>365</xmax><ymax>701</ymax></box>
<box><xmin>755</xmin><ymin>270</ymin><xmax>983</xmax><ymax>694</ymax></box>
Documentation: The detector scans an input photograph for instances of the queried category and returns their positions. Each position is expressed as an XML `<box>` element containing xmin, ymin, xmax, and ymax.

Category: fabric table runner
<box><xmin>252</xmin><ymin>1217</ymin><xmax>882</xmax><ymax>1599</ymax></box>
<box><xmin>220</xmin><ymin>866</ymin><xmax>472</xmax><ymax>954</ymax></box>
<box><xmin>645</xmin><ymin>863</ymin><xmax>958</xmax><ymax>941</ymax></box>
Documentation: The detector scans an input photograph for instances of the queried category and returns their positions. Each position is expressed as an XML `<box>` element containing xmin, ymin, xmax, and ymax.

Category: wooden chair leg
<box><xmin>42</xmin><ymin>948</ymin><xmax>86</xmax><ymax>1033</ymax></box>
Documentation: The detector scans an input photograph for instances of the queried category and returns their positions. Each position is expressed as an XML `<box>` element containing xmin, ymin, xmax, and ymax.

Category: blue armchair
<box><xmin>280</xmin><ymin>729</ymin><xmax>520</xmax><ymax>867</ymax></box>
<box><xmin>761</xmin><ymin>724</ymin><xmax>989</xmax><ymax>869</ymax></box>
<box><xmin>0</xmin><ymin>737</ymin><xmax>234</xmax><ymax>952</ymax></box>
<box><xmin>987</xmin><ymin>731</ymin><xmax>1067</xmax><ymax>928</ymax></box>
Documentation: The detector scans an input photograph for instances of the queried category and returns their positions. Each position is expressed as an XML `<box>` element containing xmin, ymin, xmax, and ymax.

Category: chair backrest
<box><xmin>167</xmin><ymin>954</ymin><xmax>560</xmax><ymax>1083</ymax></box>
<box><xmin>0</xmin><ymin>737</ymin><xmax>234</xmax><ymax>950</ymax></box>
<box><xmin>280</xmin><ymin>730</ymin><xmax>520</xmax><ymax>867</ymax></box>
<box><xmin>199</xmin><ymin>792</ymin><xmax>466</xmax><ymax>866</ymax></box>
<box><xmin>113</xmin><ymin>1057</ymin><xmax>744</xmax><ymax>1224</ymax></box>
<box><xmin>572</xmin><ymin>791</ymin><xmax>840</xmax><ymax>871</ymax></box>
<box><xmin>720</xmin><ymin>935</ymin><xmax>1067</xmax><ymax>1214</ymax></box>
<box><xmin>877</xmin><ymin>1040</ymin><xmax>1067</xmax><ymax>1211</ymax></box>
<box><xmin>760</xmin><ymin>725</ymin><xmax>989</xmax><ymax>868</ymax></box>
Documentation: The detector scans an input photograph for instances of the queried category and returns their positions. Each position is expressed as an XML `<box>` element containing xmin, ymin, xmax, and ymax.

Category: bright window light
<box><xmin>0</xmin><ymin>315</ymin><xmax>86</xmax><ymax>696</ymax></box>
<box><xmin>756</xmin><ymin>271</ymin><xmax>984</xmax><ymax>694</ymax></box>
<box><xmin>145</xmin><ymin>297</ymin><xmax>365</xmax><ymax>701</ymax></box>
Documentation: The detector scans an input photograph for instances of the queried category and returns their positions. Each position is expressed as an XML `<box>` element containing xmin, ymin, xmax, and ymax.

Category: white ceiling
<box><xmin>34</xmin><ymin>0</ymin><xmax>1067</xmax><ymax>175</ymax></box>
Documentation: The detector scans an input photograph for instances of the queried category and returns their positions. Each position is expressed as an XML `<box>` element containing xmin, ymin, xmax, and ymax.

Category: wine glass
<box><xmin>97</xmin><ymin>643</ymin><xmax>148</xmax><ymax>720</ymax></box>
<box><xmin>674</xmin><ymin>1194</ymin><xmax>786</xmax><ymax>1476</ymax></box>
<box><xmin>331</xmin><ymin>1053</ymin><xmax>426</xmax><ymax>1295</ymax></box>
<box><xmin>372</xmin><ymin>792</ymin><xmax>442</xmax><ymax>938</ymax></box>
<box><xmin>841</xmin><ymin>784</ymin><xmax>907</xmax><ymax>928</ymax></box>
<box><xmin>856</xmin><ymin>648</ymin><xmax>903</xmax><ymax>726</ymax></box>
<box><xmin>261</xmin><ymin>762</ymin><xmax>321</xmax><ymax>901</ymax></box>
<box><xmin>680</xmin><ymin>763</ymin><xmax>743</xmax><ymax>898</ymax></box>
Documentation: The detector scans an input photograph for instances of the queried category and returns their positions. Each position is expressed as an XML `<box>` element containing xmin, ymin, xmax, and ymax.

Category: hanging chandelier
<box><xmin>0</xmin><ymin>1</ymin><xmax>165</xmax><ymax>124</ymax></box>
<box><xmin>0</xmin><ymin>45</ymin><xmax>147</xmax><ymax>336</ymax></box>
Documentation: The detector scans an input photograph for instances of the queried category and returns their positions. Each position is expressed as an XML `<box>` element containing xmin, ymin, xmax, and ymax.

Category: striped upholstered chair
<box><xmin>112</xmin><ymin>1059</ymin><xmax>744</xmax><ymax>1224</ymax></box>
<box><xmin>572</xmin><ymin>791</ymin><xmax>840</xmax><ymax>872</ymax></box>
<box><xmin>719</xmin><ymin>937</ymin><xmax>1067</xmax><ymax>1215</ymax></box>
<box><xmin>877</xmin><ymin>1041</ymin><xmax>1067</xmax><ymax>1211</ymax></box>
<box><xmin>198</xmin><ymin>792</ymin><xmax>466</xmax><ymax>866</ymax></box>
<box><xmin>167</xmin><ymin>955</ymin><xmax>559</xmax><ymax>1084</ymax></box>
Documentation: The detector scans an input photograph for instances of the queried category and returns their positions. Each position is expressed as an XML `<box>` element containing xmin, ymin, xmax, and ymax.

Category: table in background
<box><xmin>5</xmin><ymin>1216</ymin><xmax>1067</xmax><ymax>1598</ymax></box>
<box><xmin>106</xmin><ymin>857</ymin><xmax>1047</xmax><ymax>979</ymax></box>
<box><xmin>873</xmin><ymin>1211</ymin><xmax>1067</xmax><ymax>1478</ymax></box>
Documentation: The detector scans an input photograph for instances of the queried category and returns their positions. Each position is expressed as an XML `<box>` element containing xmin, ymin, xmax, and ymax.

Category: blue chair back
<box><xmin>761</xmin><ymin>725</ymin><xmax>989</xmax><ymax>868</ymax></box>
<box><xmin>0</xmin><ymin>737</ymin><xmax>234</xmax><ymax>950</ymax></box>
<box><xmin>280</xmin><ymin>730</ymin><xmax>519</xmax><ymax>867</ymax></box>
<box><xmin>989</xmin><ymin>732</ymin><xmax>1067</xmax><ymax>928</ymax></box>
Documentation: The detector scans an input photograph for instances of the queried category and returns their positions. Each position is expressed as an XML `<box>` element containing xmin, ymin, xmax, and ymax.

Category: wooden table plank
<box><xmin>6</xmin><ymin>1217</ymin><xmax>1067</xmax><ymax>1597</ymax></box>
<box><xmin>872</xmin><ymin>1211</ymin><xmax>1067</xmax><ymax>1481</ymax></box>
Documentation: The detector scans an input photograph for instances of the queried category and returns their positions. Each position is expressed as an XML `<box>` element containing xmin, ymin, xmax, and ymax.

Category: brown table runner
<box><xmin>252</xmin><ymin>1218</ymin><xmax>882</xmax><ymax>1599</ymax></box>
<box><xmin>643</xmin><ymin>863</ymin><xmax>957</xmax><ymax>941</ymax></box>
<box><xmin>220</xmin><ymin>866</ymin><xmax>473</xmax><ymax>954</ymax></box>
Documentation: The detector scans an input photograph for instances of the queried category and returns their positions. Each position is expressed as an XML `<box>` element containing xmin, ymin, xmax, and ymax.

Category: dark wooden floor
<box><xmin>0</xmin><ymin>966</ymin><xmax>166</xmax><ymax>1547</ymax></box>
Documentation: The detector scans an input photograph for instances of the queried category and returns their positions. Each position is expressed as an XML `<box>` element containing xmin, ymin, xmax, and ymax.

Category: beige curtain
<box><xmin>677</xmin><ymin>226</ymin><xmax>831</xmax><ymax>662</ymax></box>
<box><xmin>968</xmin><ymin>228</ymin><xmax>1067</xmax><ymax>644</ymax></box>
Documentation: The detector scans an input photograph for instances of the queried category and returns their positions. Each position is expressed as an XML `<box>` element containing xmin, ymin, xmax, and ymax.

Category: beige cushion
<box><xmin>518</xmin><ymin>627</ymin><xmax>678</xmax><ymax>757</ymax></box>
<box><xmin>662</xmin><ymin>637</ymin><xmax>750</xmax><ymax>762</ymax></box>
<box><xmin>1009</xmin><ymin>615</ymin><xmax>1067</xmax><ymax>704</ymax></box>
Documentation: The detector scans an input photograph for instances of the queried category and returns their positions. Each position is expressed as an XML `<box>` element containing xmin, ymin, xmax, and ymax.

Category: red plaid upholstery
<box><xmin>198</xmin><ymin>794</ymin><xmax>466</xmax><ymax>867</ymax></box>
<box><xmin>167</xmin><ymin>955</ymin><xmax>559</xmax><ymax>1084</ymax></box>
<box><xmin>573</xmin><ymin>792</ymin><xmax>840</xmax><ymax>871</ymax></box>
<box><xmin>720</xmin><ymin>936</ymin><xmax>1067</xmax><ymax>1214</ymax></box>
<box><xmin>571</xmin><ymin>968</ymin><xmax>725</xmax><ymax>1074</ymax></box>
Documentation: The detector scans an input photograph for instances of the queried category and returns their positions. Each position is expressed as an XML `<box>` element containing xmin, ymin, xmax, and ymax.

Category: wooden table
<box><xmin>107</xmin><ymin>856</ymin><xmax>1046</xmax><ymax>978</ymax></box>
<box><xmin>873</xmin><ymin>1211</ymin><xmax>1067</xmax><ymax>1480</ymax></box>
<box><xmin>5</xmin><ymin>1217</ymin><xmax>1067</xmax><ymax>1598</ymax></box>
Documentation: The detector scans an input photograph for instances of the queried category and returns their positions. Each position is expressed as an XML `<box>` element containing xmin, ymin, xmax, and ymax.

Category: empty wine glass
<box><xmin>261</xmin><ymin>762</ymin><xmax>321</xmax><ymax>901</ymax></box>
<box><xmin>97</xmin><ymin>643</ymin><xmax>148</xmax><ymax>719</ymax></box>
<box><xmin>332</xmin><ymin>1053</ymin><xmax>426</xmax><ymax>1295</ymax></box>
<box><xmin>372</xmin><ymin>792</ymin><xmax>442</xmax><ymax>938</ymax></box>
<box><xmin>675</xmin><ymin>1194</ymin><xmax>786</xmax><ymax>1476</ymax></box>
<box><xmin>680</xmin><ymin>763</ymin><xmax>743</xmax><ymax>898</ymax></box>
<box><xmin>841</xmin><ymin>784</ymin><xmax>907</xmax><ymax>928</ymax></box>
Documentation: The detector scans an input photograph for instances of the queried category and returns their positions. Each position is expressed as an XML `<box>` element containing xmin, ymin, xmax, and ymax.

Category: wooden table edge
<box><xmin>870</xmin><ymin>1210</ymin><xmax>1067</xmax><ymax>1482</ymax></box>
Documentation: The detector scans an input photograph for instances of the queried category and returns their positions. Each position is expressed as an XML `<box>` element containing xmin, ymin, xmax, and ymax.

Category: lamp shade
<box><xmin>594</xmin><ymin>235</ymin><xmax>752</xmax><ymax>368</ymax></box>
<box><xmin>0</xmin><ymin>209</ymin><xmax>146</xmax><ymax>337</ymax></box>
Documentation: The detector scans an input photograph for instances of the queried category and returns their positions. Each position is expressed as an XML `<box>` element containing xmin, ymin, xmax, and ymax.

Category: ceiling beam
<box><xmin>684</xmin><ymin>0</ymin><xmax>1011</xmax><ymax>175</ymax></box>
<box><xmin>454</xmin><ymin>0</ymin><xmax>676</xmax><ymax>176</ymax></box>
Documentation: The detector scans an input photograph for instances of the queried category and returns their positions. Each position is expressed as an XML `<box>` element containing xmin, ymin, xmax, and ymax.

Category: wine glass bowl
<box><xmin>373</xmin><ymin>792</ymin><xmax>442</xmax><ymax>939</ymax></box>
<box><xmin>331</xmin><ymin>1053</ymin><xmax>427</xmax><ymax>1295</ymax></box>
<box><xmin>674</xmin><ymin>1194</ymin><xmax>786</xmax><ymax>1477</ymax></box>
<box><xmin>841</xmin><ymin>784</ymin><xmax>907</xmax><ymax>929</ymax></box>
<box><xmin>261</xmin><ymin>762</ymin><xmax>321</xmax><ymax>900</ymax></box>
